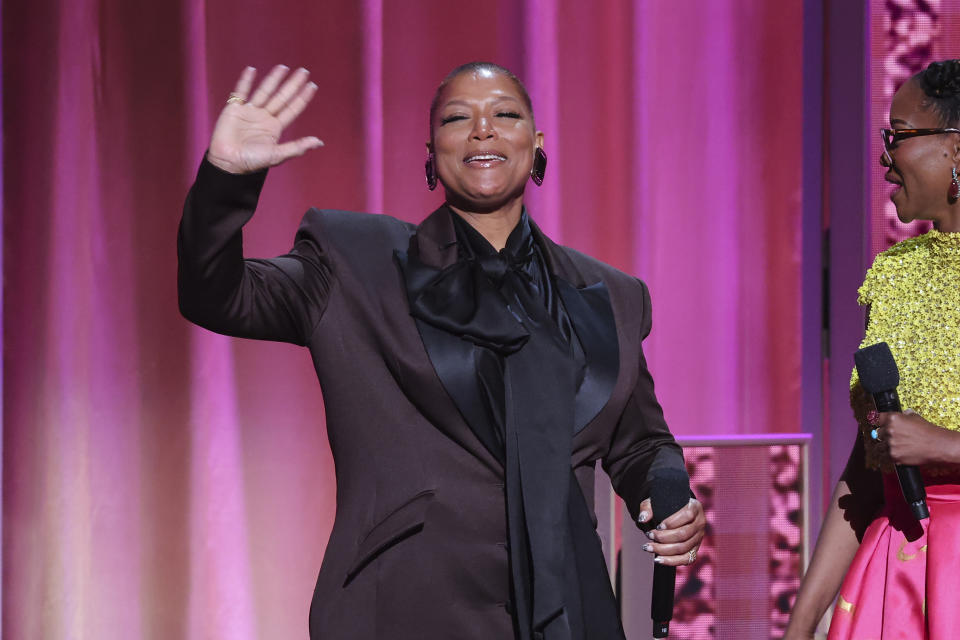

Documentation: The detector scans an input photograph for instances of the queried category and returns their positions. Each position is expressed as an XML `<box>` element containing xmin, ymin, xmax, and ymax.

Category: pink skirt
<box><xmin>827</xmin><ymin>475</ymin><xmax>960</xmax><ymax>640</ymax></box>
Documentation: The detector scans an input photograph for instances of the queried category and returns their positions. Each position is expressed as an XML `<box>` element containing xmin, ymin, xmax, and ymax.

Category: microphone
<box><xmin>648</xmin><ymin>467</ymin><xmax>691</xmax><ymax>639</ymax></box>
<box><xmin>854</xmin><ymin>342</ymin><xmax>929</xmax><ymax>521</ymax></box>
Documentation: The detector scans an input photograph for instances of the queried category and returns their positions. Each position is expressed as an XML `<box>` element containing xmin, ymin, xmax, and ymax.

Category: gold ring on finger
<box><xmin>226</xmin><ymin>93</ymin><xmax>246</xmax><ymax>105</ymax></box>
<box><xmin>687</xmin><ymin>549</ymin><xmax>697</xmax><ymax>565</ymax></box>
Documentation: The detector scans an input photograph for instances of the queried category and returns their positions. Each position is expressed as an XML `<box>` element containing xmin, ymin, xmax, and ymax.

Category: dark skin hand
<box><xmin>207</xmin><ymin>65</ymin><xmax>323</xmax><ymax>175</ymax></box>
<box><xmin>636</xmin><ymin>497</ymin><xmax>706</xmax><ymax>567</ymax></box>
<box><xmin>873</xmin><ymin>410</ymin><xmax>960</xmax><ymax>466</ymax></box>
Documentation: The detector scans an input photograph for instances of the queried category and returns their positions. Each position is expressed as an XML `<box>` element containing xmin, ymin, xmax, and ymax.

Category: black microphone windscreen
<box><xmin>855</xmin><ymin>342</ymin><xmax>900</xmax><ymax>394</ymax></box>
<box><xmin>648</xmin><ymin>467</ymin><xmax>691</xmax><ymax>527</ymax></box>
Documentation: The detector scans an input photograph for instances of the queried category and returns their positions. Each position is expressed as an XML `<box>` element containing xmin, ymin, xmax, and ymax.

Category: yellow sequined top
<box><xmin>850</xmin><ymin>230</ymin><xmax>960</xmax><ymax>471</ymax></box>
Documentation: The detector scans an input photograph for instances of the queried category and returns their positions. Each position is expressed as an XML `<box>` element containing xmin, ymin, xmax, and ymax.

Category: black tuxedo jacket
<box><xmin>178</xmin><ymin>160</ymin><xmax>686</xmax><ymax>639</ymax></box>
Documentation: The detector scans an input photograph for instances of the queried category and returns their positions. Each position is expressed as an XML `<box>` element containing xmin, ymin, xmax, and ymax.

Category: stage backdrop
<box><xmin>2</xmin><ymin>0</ymin><xmax>802</xmax><ymax>637</ymax></box>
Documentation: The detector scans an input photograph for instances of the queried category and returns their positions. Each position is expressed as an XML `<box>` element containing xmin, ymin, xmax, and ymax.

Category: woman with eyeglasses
<box><xmin>785</xmin><ymin>59</ymin><xmax>960</xmax><ymax>640</ymax></box>
<box><xmin>178</xmin><ymin>62</ymin><xmax>705</xmax><ymax>640</ymax></box>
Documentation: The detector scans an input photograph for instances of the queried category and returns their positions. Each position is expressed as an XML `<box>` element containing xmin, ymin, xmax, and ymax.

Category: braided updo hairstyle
<box><xmin>916</xmin><ymin>59</ymin><xmax>960</xmax><ymax>126</ymax></box>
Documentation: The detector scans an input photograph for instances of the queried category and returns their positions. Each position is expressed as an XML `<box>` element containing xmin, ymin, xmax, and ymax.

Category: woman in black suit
<box><xmin>179</xmin><ymin>62</ymin><xmax>705</xmax><ymax>640</ymax></box>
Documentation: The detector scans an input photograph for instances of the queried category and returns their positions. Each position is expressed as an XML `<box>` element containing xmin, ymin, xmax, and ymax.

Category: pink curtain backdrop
<box><xmin>2</xmin><ymin>1</ymin><xmax>801</xmax><ymax>637</ymax></box>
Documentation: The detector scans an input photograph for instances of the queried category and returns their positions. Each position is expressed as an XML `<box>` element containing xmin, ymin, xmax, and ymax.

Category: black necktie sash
<box><xmin>401</xmin><ymin>246</ymin><xmax>574</xmax><ymax>634</ymax></box>
<box><xmin>397</xmin><ymin>231</ymin><xmax>625</xmax><ymax>640</ymax></box>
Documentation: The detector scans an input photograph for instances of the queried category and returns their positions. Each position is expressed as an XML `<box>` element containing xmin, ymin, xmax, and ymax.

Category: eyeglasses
<box><xmin>879</xmin><ymin>127</ymin><xmax>960</xmax><ymax>164</ymax></box>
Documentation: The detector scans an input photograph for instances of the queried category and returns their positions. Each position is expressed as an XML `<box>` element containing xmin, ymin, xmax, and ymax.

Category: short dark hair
<box><xmin>915</xmin><ymin>59</ymin><xmax>960</xmax><ymax>126</ymax></box>
<box><xmin>428</xmin><ymin>62</ymin><xmax>535</xmax><ymax>138</ymax></box>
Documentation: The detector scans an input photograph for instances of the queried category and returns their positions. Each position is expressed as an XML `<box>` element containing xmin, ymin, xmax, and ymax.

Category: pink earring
<box><xmin>425</xmin><ymin>153</ymin><xmax>438</xmax><ymax>191</ymax></box>
<box><xmin>950</xmin><ymin>167</ymin><xmax>959</xmax><ymax>201</ymax></box>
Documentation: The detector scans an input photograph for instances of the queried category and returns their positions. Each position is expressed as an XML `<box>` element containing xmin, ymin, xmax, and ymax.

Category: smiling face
<box><xmin>430</xmin><ymin>69</ymin><xmax>543</xmax><ymax>213</ymax></box>
<box><xmin>884</xmin><ymin>79</ymin><xmax>960</xmax><ymax>224</ymax></box>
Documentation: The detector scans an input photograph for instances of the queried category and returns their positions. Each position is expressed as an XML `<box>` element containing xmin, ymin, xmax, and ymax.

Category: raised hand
<box><xmin>206</xmin><ymin>65</ymin><xmax>323</xmax><ymax>174</ymax></box>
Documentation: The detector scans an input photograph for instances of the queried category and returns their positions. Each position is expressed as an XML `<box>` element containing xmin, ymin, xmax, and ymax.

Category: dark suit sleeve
<box><xmin>601</xmin><ymin>279</ymin><xmax>688</xmax><ymax>523</ymax></box>
<box><xmin>177</xmin><ymin>158</ymin><xmax>332</xmax><ymax>345</ymax></box>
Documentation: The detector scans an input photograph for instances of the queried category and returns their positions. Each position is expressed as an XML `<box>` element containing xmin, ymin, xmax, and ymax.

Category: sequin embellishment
<box><xmin>850</xmin><ymin>230</ymin><xmax>960</xmax><ymax>471</ymax></box>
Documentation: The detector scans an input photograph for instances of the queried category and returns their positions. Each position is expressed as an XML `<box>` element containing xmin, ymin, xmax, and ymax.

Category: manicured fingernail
<box><xmin>646</xmin><ymin>531</ymin><xmax>656</xmax><ymax>541</ymax></box>
<box><xmin>657</xmin><ymin>523</ymin><xmax>666</xmax><ymax>530</ymax></box>
<box><xmin>637</xmin><ymin>511</ymin><xmax>649</xmax><ymax>524</ymax></box>
<box><xmin>642</xmin><ymin>543</ymin><xmax>653</xmax><ymax>552</ymax></box>
<box><xmin>653</xmin><ymin>556</ymin><xmax>664</xmax><ymax>564</ymax></box>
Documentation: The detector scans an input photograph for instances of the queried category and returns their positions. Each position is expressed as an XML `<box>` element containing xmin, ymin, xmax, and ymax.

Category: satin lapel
<box><xmin>410</xmin><ymin>205</ymin><xmax>459</xmax><ymax>270</ymax></box>
<box><xmin>556</xmin><ymin>281</ymin><xmax>619</xmax><ymax>434</ymax></box>
<box><xmin>531</xmin><ymin>221</ymin><xmax>620</xmax><ymax>435</ymax></box>
<box><xmin>395</xmin><ymin>207</ymin><xmax>505</xmax><ymax>465</ymax></box>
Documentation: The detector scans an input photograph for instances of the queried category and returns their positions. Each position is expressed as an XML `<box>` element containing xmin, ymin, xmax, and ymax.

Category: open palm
<box><xmin>206</xmin><ymin>65</ymin><xmax>323</xmax><ymax>174</ymax></box>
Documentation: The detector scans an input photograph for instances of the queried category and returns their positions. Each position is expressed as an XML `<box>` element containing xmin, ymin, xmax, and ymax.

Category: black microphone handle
<box><xmin>651</xmin><ymin>564</ymin><xmax>675</xmax><ymax>638</ymax></box>
<box><xmin>648</xmin><ymin>467</ymin><xmax>690</xmax><ymax>639</ymax></box>
<box><xmin>872</xmin><ymin>389</ymin><xmax>900</xmax><ymax>413</ymax></box>
<box><xmin>872</xmin><ymin>389</ymin><xmax>930</xmax><ymax>520</ymax></box>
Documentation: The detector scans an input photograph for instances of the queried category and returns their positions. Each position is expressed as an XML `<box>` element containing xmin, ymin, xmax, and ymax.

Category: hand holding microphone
<box><xmin>871</xmin><ymin>408</ymin><xmax>959</xmax><ymax>463</ymax></box>
<box><xmin>644</xmin><ymin>467</ymin><xmax>703</xmax><ymax>638</ymax></box>
<box><xmin>855</xmin><ymin>342</ymin><xmax>929</xmax><ymax>520</ymax></box>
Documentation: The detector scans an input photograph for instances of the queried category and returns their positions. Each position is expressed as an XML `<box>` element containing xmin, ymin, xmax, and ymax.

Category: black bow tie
<box><xmin>403</xmin><ymin>255</ymin><xmax>531</xmax><ymax>354</ymax></box>
<box><xmin>477</xmin><ymin>243</ymin><xmax>537</xmax><ymax>283</ymax></box>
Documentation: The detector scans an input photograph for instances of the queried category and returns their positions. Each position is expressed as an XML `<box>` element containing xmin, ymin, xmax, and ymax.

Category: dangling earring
<box><xmin>530</xmin><ymin>147</ymin><xmax>547</xmax><ymax>186</ymax></box>
<box><xmin>950</xmin><ymin>167</ymin><xmax>959</xmax><ymax>202</ymax></box>
<box><xmin>425</xmin><ymin>153</ymin><xmax>438</xmax><ymax>191</ymax></box>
